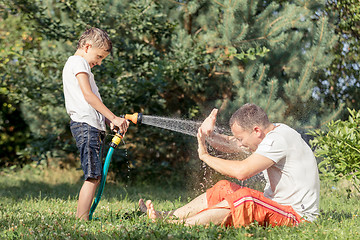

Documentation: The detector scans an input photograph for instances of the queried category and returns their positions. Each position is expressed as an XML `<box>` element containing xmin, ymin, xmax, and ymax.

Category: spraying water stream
<box><xmin>141</xmin><ymin>115</ymin><xmax>203</xmax><ymax>136</ymax></box>
<box><xmin>123</xmin><ymin>113</ymin><xmax>265</xmax><ymax>191</ymax></box>
<box><xmin>139</xmin><ymin>114</ymin><xmax>261</xmax><ymax>191</ymax></box>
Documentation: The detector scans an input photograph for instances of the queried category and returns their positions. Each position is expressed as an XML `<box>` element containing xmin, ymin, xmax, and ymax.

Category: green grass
<box><xmin>1</xmin><ymin>165</ymin><xmax>360</xmax><ymax>239</ymax></box>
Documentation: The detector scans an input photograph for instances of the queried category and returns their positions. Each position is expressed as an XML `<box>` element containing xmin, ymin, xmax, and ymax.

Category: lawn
<box><xmin>1</xmin><ymin>165</ymin><xmax>359</xmax><ymax>239</ymax></box>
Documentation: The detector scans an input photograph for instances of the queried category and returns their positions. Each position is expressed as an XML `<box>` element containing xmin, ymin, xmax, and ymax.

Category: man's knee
<box><xmin>212</xmin><ymin>180</ymin><xmax>243</xmax><ymax>192</ymax></box>
<box><xmin>212</xmin><ymin>180</ymin><xmax>232</xmax><ymax>189</ymax></box>
<box><xmin>227</xmin><ymin>187</ymin><xmax>262</xmax><ymax>207</ymax></box>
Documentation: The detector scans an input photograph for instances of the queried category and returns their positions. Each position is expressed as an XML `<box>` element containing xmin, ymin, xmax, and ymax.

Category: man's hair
<box><xmin>77</xmin><ymin>27</ymin><xmax>112</xmax><ymax>52</ymax></box>
<box><xmin>229</xmin><ymin>103</ymin><xmax>270</xmax><ymax>131</ymax></box>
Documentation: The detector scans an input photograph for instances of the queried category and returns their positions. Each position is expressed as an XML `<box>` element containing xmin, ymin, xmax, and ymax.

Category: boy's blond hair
<box><xmin>77</xmin><ymin>27</ymin><xmax>112</xmax><ymax>52</ymax></box>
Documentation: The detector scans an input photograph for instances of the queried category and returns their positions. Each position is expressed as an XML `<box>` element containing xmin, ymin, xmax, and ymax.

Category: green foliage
<box><xmin>214</xmin><ymin>0</ymin><xmax>340</xmax><ymax>128</ymax></box>
<box><xmin>0</xmin><ymin>0</ymin><xmax>342</xmax><ymax>177</ymax></box>
<box><xmin>0</xmin><ymin>0</ymin><xmax>269</xmax><ymax>173</ymax></box>
<box><xmin>309</xmin><ymin>108</ymin><xmax>360</xmax><ymax>193</ymax></box>
<box><xmin>321</xmin><ymin>0</ymin><xmax>360</xmax><ymax>114</ymax></box>
<box><xmin>0</xmin><ymin>92</ymin><xmax>30</xmax><ymax>167</ymax></box>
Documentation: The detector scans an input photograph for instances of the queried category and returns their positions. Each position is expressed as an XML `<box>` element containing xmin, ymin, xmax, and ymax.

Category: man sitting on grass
<box><xmin>139</xmin><ymin>103</ymin><xmax>320</xmax><ymax>227</ymax></box>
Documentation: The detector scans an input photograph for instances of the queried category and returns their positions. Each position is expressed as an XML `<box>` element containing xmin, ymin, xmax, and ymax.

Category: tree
<box><xmin>1</xmin><ymin>0</ymin><xmax>224</xmax><ymax>176</ymax></box>
<box><xmin>1</xmin><ymin>0</ymin><xmax>341</xmax><ymax>181</ymax></box>
<box><xmin>130</xmin><ymin>0</ymin><xmax>340</xmax><ymax>129</ymax></box>
<box><xmin>321</xmin><ymin>0</ymin><xmax>360</xmax><ymax>115</ymax></box>
<box><xmin>181</xmin><ymin>0</ymin><xmax>339</xmax><ymax>129</ymax></box>
<box><xmin>0</xmin><ymin>5</ymin><xmax>34</xmax><ymax>167</ymax></box>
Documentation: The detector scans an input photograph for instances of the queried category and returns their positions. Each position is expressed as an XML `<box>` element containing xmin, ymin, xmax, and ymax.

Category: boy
<box><xmin>140</xmin><ymin>103</ymin><xmax>320</xmax><ymax>227</ymax></box>
<box><xmin>62</xmin><ymin>27</ymin><xmax>129</xmax><ymax>220</ymax></box>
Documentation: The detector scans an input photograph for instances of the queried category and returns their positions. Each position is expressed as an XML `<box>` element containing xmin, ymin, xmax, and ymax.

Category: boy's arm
<box><xmin>76</xmin><ymin>72</ymin><xmax>129</xmax><ymax>132</ymax></box>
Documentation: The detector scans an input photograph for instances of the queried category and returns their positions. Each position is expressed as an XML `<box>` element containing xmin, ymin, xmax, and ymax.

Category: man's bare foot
<box><xmin>146</xmin><ymin>200</ymin><xmax>158</xmax><ymax>220</ymax></box>
<box><xmin>139</xmin><ymin>199</ymin><xmax>163</xmax><ymax>219</ymax></box>
<box><xmin>138</xmin><ymin>199</ymin><xmax>148</xmax><ymax>213</ymax></box>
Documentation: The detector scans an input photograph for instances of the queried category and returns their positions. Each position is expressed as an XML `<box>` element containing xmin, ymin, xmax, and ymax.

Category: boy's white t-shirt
<box><xmin>62</xmin><ymin>56</ymin><xmax>106</xmax><ymax>131</ymax></box>
<box><xmin>255</xmin><ymin>124</ymin><xmax>320</xmax><ymax>222</ymax></box>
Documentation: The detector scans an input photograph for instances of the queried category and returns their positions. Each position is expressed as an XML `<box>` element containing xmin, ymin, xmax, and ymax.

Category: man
<box><xmin>140</xmin><ymin>103</ymin><xmax>320</xmax><ymax>227</ymax></box>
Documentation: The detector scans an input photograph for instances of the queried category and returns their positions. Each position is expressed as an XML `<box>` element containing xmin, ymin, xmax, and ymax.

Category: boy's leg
<box><xmin>77</xmin><ymin>178</ymin><xmax>99</xmax><ymax>220</ymax></box>
<box><xmin>70</xmin><ymin>122</ymin><xmax>104</xmax><ymax>220</ymax></box>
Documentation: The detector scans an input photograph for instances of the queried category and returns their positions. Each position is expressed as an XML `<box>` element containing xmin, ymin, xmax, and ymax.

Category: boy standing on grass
<box><xmin>62</xmin><ymin>27</ymin><xmax>129</xmax><ymax>220</ymax></box>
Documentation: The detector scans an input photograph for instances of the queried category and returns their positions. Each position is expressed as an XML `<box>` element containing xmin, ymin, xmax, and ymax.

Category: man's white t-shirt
<box><xmin>62</xmin><ymin>56</ymin><xmax>106</xmax><ymax>131</ymax></box>
<box><xmin>255</xmin><ymin>124</ymin><xmax>320</xmax><ymax>222</ymax></box>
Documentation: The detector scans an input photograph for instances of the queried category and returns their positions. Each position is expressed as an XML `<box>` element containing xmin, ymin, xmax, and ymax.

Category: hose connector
<box><xmin>120</xmin><ymin>113</ymin><xmax>142</xmax><ymax>124</ymax></box>
<box><xmin>110</xmin><ymin>132</ymin><xmax>123</xmax><ymax>148</ymax></box>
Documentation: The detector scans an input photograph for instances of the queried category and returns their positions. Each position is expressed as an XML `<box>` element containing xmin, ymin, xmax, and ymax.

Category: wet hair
<box><xmin>229</xmin><ymin>103</ymin><xmax>270</xmax><ymax>131</ymax></box>
<box><xmin>77</xmin><ymin>27</ymin><xmax>112</xmax><ymax>52</ymax></box>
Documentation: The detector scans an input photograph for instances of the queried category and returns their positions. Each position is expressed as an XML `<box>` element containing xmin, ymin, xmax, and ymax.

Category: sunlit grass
<box><xmin>1</xmin><ymin>166</ymin><xmax>360</xmax><ymax>239</ymax></box>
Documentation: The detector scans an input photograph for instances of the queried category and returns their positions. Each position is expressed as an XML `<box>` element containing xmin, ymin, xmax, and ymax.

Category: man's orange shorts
<box><xmin>206</xmin><ymin>180</ymin><xmax>304</xmax><ymax>228</ymax></box>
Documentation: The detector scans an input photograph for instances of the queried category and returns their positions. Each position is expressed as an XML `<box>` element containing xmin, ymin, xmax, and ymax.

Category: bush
<box><xmin>309</xmin><ymin>108</ymin><xmax>360</xmax><ymax>193</ymax></box>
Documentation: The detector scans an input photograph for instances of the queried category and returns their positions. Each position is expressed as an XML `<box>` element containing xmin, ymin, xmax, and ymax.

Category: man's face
<box><xmin>84</xmin><ymin>44</ymin><xmax>110</xmax><ymax>68</ymax></box>
<box><xmin>231</xmin><ymin>122</ymin><xmax>262</xmax><ymax>152</ymax></box>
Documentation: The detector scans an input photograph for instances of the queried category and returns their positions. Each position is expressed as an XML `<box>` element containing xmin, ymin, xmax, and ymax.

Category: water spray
<box><xmin>89</xmin><ymin>112</ymin><xmax>207</xmax><ymax>219</ymax></box>
<box><xmin>119</xmin><ymin>112</ymin><xmax>203</xmax><ymax>136</ymax></box>
<box><xmin>120</xmin><ymin>112</ymin><xmax>204</xmax><ymax>137</ymax></box>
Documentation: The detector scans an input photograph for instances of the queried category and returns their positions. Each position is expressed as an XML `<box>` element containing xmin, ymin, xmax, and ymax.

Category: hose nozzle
<box><xmin>120</xmin><ymin>113</ymin><xmax>142</xmax><ymax>124</ymax></box>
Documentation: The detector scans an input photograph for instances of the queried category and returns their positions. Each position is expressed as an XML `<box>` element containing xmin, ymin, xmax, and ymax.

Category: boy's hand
<box><xmin>109</xmin><ymin>122</ymin><xmax>118</xmax><ymax>133</ymax></box>
<box><xmin>111</xmin><ymin>117</ymin><xmax>129</xmax><ymax>134</ymax></box>
<box><xmin>199</xmin><ymin>108</ymin><xmax>218</xmax><ymax>136</ymax></box>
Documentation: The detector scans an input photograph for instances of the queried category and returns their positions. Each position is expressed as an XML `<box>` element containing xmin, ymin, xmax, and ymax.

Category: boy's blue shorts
<box><xmin>70</xmin><ymin>121</ymin><xmax>105</xmax><ymax>180</ymax></box>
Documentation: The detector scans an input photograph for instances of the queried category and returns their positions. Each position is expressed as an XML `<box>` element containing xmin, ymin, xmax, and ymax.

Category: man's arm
<box><xmin>197</xmin><ymin>130</ymin><xmax>274</xmax><ymax>180</ymax></box>
<box><xmin>205</xmin><ymin>133</ymin><xmax>247</xmax><ymax>153</ymax></box>
<box><xmin>200</xmin><ymin>108</ymin><xmax>246</xmax><ymax>153</ymax></box>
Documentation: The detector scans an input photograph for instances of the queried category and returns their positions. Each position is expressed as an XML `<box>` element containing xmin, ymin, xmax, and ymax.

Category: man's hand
<box><xmin>199</xmin><ymin>108</ymin><xmax>218</xmax><ymax>136</ymax></box>
<box><xmin>197</xmin><ymin>128</ymin><xmax>209</xmax><ymax>160</ymax></box>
